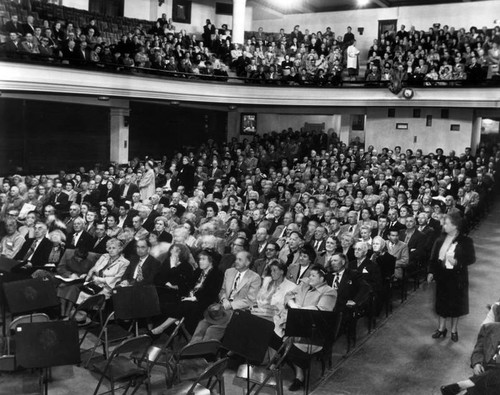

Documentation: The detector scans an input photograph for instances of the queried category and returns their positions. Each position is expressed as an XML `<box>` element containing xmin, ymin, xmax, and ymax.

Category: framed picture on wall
<box><xmin>172</xmin><ymin>0</ymin><xmax>191</xmax><ymax>24</ymax></box>
<box><xmin>352</xmin><ymin>114</ymin><xmax>365</xmax><ymax>131</ymax></box>
<box><xmin>378</xmin><ymin>19</ymin><xmax>397</xmax><ymax>41</ymax></box>
<box><xmin>241</xmin><ymin>113</ymin><xmax>257</xmax><ymax>135</ymax></box>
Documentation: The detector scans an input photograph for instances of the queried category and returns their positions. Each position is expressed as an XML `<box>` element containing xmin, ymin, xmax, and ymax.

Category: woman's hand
<box><xmin>473</xmin><ymin>363</ymin><xmax>484</xmax><ymax>376</ymax></box>
<box><xmin>427</xmin><ymin>273</ymin><xmax>434</xmax><ymax>283</ymax></box>
<box><xmin>181</xmin><ymin>296</ymin><xmax>196</xmax><ymax>302</ymax></box>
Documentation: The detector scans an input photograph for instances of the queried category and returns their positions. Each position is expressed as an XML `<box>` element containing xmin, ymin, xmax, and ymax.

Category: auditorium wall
<box><xmin>0</xmin><ymin>99</ymin><xmax>109</xmax><ymax>175</ymax></box>
<box><xmin>364</xmin><ymin>107</ymin><xmax>474</xmax><ymax>154</ymax></box>
<box><xmin>252</xmin><ymin>0</ymin><xmax>500</xmax><ymax>59</ymax></box>
<box><xmin>62</xmin><ymin>0</ymin><xmax>89</xmax><ymax>10</ymax></box>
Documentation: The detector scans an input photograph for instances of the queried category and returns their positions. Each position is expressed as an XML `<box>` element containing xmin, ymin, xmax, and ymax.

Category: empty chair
<box><xmin>162</xmin><ymin>357</ymin><xmax>228</xmax><ymax>395</ymax></box>
<box><xmin>92</xmin><ymin>335</ymin><xmax>153</xmax><ymax>395</ymax></box>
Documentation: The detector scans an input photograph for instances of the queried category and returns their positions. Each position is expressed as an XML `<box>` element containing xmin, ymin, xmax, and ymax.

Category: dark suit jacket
<box><xmin>471</xmin><ymin>323</ymin><xmax>500</xmax><ymax>367</ymax></box>
<box><xmin>249</xmin><ymin>241</ymin><xmax>267</xmax><ymax>261</ymax></box>
<box><xmin>91</xmin><ymin>235</ymin><xmax>111</xmax><ymax>255</ymax></box>
<box><xmin>50</xmin><ymin>192</ymin><xmax>70</xmax><ymax>215</ymax></box>
<box><xmin>349</xmin><ymin>257</ymin><xmax>383</xmax><ymax>295</ymax></box>
<box><xmin>120</xmin><ymin>255</ymin><xmax>161</xmax><ymax>285</ymax></box>
<box><xmin>218</xmin><ymin>253</ymin><xmax>236</xmax><ymax>273</ymax></box>
<box><xmin>119</xmin><ymin>183</ymin><xmax>139</xmax><ymax>202</ymax></box>
<box><xmin>67</xmin><ymin>231</ymin><xmax>95</xmax><ymax>251</ymax></box>
<box><xmin>14</xmin><ymin>237</ymin><xmax>53</xmax><ymax>267</ymax></box>
<box><xmin>188</xmin><ymin>268</ymin><xmax>224</xmax><ymax>311</ymax></box>
<box><xmin>309</xmin><ymin>239</ymin><xmax>327</xmax><ymax>254</ymax></box>
<box><xmin>330</xmin><ymin>268</ymin><xmax>371</xmax><ymax>312</ymax></box>
<box><xmin>388</xmin><ymin>221</ymin><xmax>405</xmax><ymax>232</ymax></box>
<box><xmin>399</xmin><ymin>229</ymin><xmax>426</xmax><ymax>266</ymax></box>
<box><xmin>142</xmin><ymin>211</ymin><xmax>160</xmax><ymax>233</ymax></box>
<box><xmin>373</xmin><ymin>252</ymin><xmax>396</xmax><ymax>280</ymax></box>
<box><xmin>5</xmin><ymin>21</ymin><xmax>24</xmax><ymax>34</ymax></box>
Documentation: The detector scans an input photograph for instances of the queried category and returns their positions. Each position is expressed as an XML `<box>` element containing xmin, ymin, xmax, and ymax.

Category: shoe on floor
<box><xmin>289</xmin><ymin>378</ymin><xmax>304</xmax><ymax>392</ymax></box>
<box><xmin>441</xmin><ymin>383</ymin><xmax>460</xmax><ymax>395</ymax></box>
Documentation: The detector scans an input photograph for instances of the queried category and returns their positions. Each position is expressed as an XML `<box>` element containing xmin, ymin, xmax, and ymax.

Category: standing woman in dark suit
<box><xmin>428</xmin><ymin>212</ymin><xmax>475</xmax><ymax>342</ymax></box>
<box><xmin>149</xmin><ymin>249</ymin><xmax>223</xmax><ymax>336</ymax></box>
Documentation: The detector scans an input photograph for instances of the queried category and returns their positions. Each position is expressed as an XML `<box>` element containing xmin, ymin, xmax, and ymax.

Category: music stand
<box><xmin>112</xmin><ymin>285</ymin><xmax>160</xmax><ymax>335</ymax></box>
<box><xmin>2</xmin><ymin>277</ymin><xmax>59</xmax><ymax>337</ymax></box>
<box><xmin>16</xmin><ymin>321</ymin><xmax>80</xmax><ymax>395</ymax></box>
<box><xmin>222</xmin><ymin>310</ymin><xmax>275</xmax><ymax>394</ymax></box>
<box><xmin>285</xmin><ymin>309</ymin><xmax>336</xmax><ymax>395</ymax></box>
<box><xmin>0</xmin><ymin>257</ymin><xmax>26</xmax><ymax>336</ymax></box>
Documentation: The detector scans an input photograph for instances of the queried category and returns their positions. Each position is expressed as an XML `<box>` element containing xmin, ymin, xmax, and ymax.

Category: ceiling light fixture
<box><xmin>358</xmin><ymin>0</ymin><xmax>370</xmax><ymax>6</ymax></box>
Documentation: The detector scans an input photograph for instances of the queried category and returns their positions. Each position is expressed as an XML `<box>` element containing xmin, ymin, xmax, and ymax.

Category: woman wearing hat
<box><xmin>149</xmin><ymin>249</ymin><xmax>223</xmax><ymax>336</ymax></box>
<box><xmin>139</xmin><ymin>160</ymin><xmax>156</xmax><ymax>202</ymax></box>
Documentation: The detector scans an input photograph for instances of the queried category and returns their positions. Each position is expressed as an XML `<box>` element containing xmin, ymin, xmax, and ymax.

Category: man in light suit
<box><xmin>340</xmin><ymin>211</ymin><xmax>361</xmax><ymax>238</ymax></box>
<box><xmin>190</xmin><ymin>250</ymin><xmax>261</xmax><ymax>342</ymax></box>
<box><xmin>387</xmin><ymin>228</ymin><xmax>409</xmax><ymax>279</ymax></box>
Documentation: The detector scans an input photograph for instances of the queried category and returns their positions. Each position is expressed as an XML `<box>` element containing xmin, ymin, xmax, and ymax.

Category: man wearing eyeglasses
<box><xmin>252</xmin><ymin>242</ymin><xmax>281</xmax><ymax>277</ymax></box>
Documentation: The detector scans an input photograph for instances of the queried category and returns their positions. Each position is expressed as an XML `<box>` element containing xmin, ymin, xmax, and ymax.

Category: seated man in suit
<box><xmin>119</xmin><ymin>174</ymin><xmax>139</xmax><ymax>203</ymax></box>
<box><xmin>252</xmin><ymin>241</ymin><xmax>280</xmax><ymax>277</ymax></box>
<box><xmin>441</xmin><ymin>322</ymin><xmax>500</xmax><ymax>395</ymax></box>
<box><xmin>278</xmin><ymin>231</ymin><xmax>303</xmax><ymax>268</ymax></box>
<box><xmin>67</xmin><ymin>217</ymin><xmax>94</xmax><ymax>251</ymax></box>
<box><xmin>249</xmin><ymin>226</ymin><xmax>269</xmax><ymax>262</ymax></box>
<box><xmin>328</xmin><ymin>252</ymin><xmax>371</xmax><ymax>313</ymax></box>
<box><xmin>218</xmin><ymin>236</ymin><xmax>248</xmax><ymax>273</ymax></box>
<box><xmin>91</xmin><ymin>223</ymin><xmax>110</xmax><ymax>254</ymax></box>
<box><xmin>118</xmin><ymin>238</ymin><xmax>160</xmax><ymax>286</ymax></box>
<box><xmin>138</xmin><ymin>204</ymin><xmax>159</xmax><ymax>233</ymax></box>
<box><xmin>11</xmin><ymin>222</ymin><xmax>53</xmax><ymax>278</ymax></box>
<box><xmin>399</xmin><ymin>216</ymin><xmax>426</xmax><ymax>271</ymax></box>
<box><xmin>310</xmin><ymin>225</ymin><xmax>327</xmax><ymax>254</ymax></box>
<box><xmin>387</xmin><ymin>228</ymin><xmax>409</xmax><ymax>279</ymax></box>
<box><xmin>190</xmin><ymin>250</ymin><xmax>261</xmax><ymax>342</ymax></box>
<box><xmin>350</xmin><ymin>241</ymin><xmax>383</xmax><ymax>306</ymax></box>
<box><xmin>49</xmin><ymin>182</ymin><xmax>70</xmax><ymax>218</ymax></box>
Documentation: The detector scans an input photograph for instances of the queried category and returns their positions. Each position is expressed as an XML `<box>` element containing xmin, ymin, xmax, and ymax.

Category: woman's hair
<box><xmin>310</xmin><ymin>264</ymin><xmax>327</xmax><ymax>280</ymax></box>
<box><xmin>107</xmin><ymin>213</ymin><xmax>119</xmax><ymax>224</ymax></box>
<box><xmin>198</xmin><ymin>248</ymin><xmax>221</xmax><ymax>266</ymax></box>
<box><xmin>166</xmin><ymin>243</ymin><xmax>192</xmax><ymax>263</ymax></box>
<box><xmin>445</xmin><ymin>212</ymin><xmax>464</xmax><ymax>233</ymax></box>
<box><xmin>268</xmin><ymin>259</ymin><xmax>287</xmax><ymax>276</ymax></box>
<box><xmin>372</xmin><ymin>236</ymin><xmax>387</xmax><ymax>251</ymax></box>
<box><xmin>49</xmin><ymin>229</ymin><xmax>66</xmax><ymax>244</ymax></box>
<box><xmin>106</xmin><ymin>237</ymin><xmax>123</xmax><ymax>250</ymax></box>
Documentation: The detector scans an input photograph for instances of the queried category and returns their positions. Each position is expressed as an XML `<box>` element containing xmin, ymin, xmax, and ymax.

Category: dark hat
<box><xmin>203</xmin><ymin>303</ymin><xmax>231</xmax><ymax>325</ymax></box>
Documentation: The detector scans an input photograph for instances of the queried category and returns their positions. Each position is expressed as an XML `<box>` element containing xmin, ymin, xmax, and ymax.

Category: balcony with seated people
<box><xmin>1</xmin><ymin>0</ymin><xmax>500</xmax><ymax>95</ymax></box>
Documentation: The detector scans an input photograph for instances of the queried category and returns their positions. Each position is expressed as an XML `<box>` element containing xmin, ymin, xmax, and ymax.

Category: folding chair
<box><xmin>4</xmin><ymin>313</ymin><xmax>50</xmax><ymax>355</ymax></box>
<box><xmin>162</xmin><ymin>357</ymin><xmax>228</xmax><ymax>395</ymax></box>
<box><xmin>236</xmin><ymin>337</ymin><xmax>293</xmax><ymax>395</ymax></box>
<box><xmin>92</xmin><ymin>335</ymin><xmax>153</xmax><ymax>395</ymax></box>
<box><xmin>165</xmin><ymin>340</ymin><xmax>222</xmax><ymax>388</ymax></box>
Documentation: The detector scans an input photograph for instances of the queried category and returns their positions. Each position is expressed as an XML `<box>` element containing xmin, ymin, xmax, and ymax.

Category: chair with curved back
<box><xmin>4</xmin><ymin>313</ymin><xmax>50</xmax><ymax>355</ymax></box>
<box><xmin>92</xmin><ymin>334</ymin><xmax>153</xmax><ymax>395</ymax></box>
<box><xmin>237</xmin><ymin>337</ymin><xmax>294</xmax><ymax>395</ymax></box>
<box><xmin>165</xmin><ymin>339</ymin><xmax>222</xmax><ymax>388</ymax></box>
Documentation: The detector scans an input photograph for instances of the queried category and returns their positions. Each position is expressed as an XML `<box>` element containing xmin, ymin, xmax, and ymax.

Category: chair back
<box><xmin>179</xmin><ymin>340</ymin><xmax>221</xmax><ymax>359</ymax></box>
<box><xmin>268</xmin><ymin>337</ymin><xmax>293</xmax><ymax>369</ymax></box>
<box><xmin>71</xmin><ymin>293</ymin><xmax>106</xmax><ymax>323</ymax></box>
<box><xmin>188</xmin><ymin>357</ymin><xmax>229</xmax><ymax>392</ymax></box>
<box><xmin>9</xmin><ymin>313</ymin><xmax>50</xmax><ymax>332</ymax></box>
<box><xmin>110</xmin><ymin>335</ymin><xmax>152</xmax><ymax>359</ymax></box>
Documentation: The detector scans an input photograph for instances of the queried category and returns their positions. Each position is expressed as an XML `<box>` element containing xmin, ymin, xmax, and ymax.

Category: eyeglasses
<box><xmin>233</xmin><ymin>243</ymin><xmax>245</xmax><ymax>247</ymax></box>
<box><xmin>265</xmin><ymin>248</ymin><xmax>276</xmax><ymax>252</ymax></box>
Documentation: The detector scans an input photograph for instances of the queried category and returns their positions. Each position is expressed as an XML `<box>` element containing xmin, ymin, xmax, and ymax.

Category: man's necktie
<box><xmin>229</xmin><ymin>273</ymin><xmax>241</xmax><ymax>301</ymax></box>
<box><xmin>286</xmin><ymin>250</ymin><xmax>295</xmax><ymax>266</ymax></box>
<box><xmin>23</xmin><ymin>240</ymin><xmax>37</xmax><ymax>261</ymax></box>
<box><xmin>136</xmin><ymin>261</ymin><xmax>144</xmax><ymax>282</ymax></box>
<box><xmin>333</xmin><ymin>274</ymin><xmax>340</xmax><ymax>290</ymax></box>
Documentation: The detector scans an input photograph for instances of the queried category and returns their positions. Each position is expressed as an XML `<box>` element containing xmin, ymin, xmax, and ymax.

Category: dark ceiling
<box><xmin>250</xmin><ymin>0</ymin><xmax>484</xmax><ymax>15</ymax></box>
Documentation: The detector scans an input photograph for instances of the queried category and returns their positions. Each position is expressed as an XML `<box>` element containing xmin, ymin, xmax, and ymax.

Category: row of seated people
<box><xmin>440</xmin><ymin>296</ymin><xmax>500</xmax><ymax>395</ymax></box>
<box><xmin>3</xmin><ymin>9</ymin><xmax>497</xmax><ymax>87</ymax></box>
<box><xmin>0</xmin><ymin>132</ymin><xmax>498</xmax><ymax>388</ymax></box>
<box><xmin>364</xmin><ymin>24</ymin><xmax>500</xmax><ymax>85</ymax></box>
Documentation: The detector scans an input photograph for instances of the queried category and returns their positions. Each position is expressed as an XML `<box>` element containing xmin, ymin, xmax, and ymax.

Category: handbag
<box><xmin>80</xmin><ymin>282</ymin><xmax>103</xmax><ymax>296</ymax></box>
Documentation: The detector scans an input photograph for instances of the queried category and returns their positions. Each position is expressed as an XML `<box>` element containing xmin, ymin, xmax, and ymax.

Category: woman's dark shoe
<box><xmin>451</xmin><ymin>332</ymin><xmax>459</xmax><ymax>342</ymax></box>
<box><xmin>432</xmin><ymin>329</ymin><xmax>448</xmax><ymax>339</ymax></box>
<box><xmin>288</xmin><ymin>379</ymin><xmax>304</xmax><ymax>392</ymax></box>
<box><xmin>441</xmin><ymin>383</ymin><xmax>460</xmax><ymax>395</ymax></box>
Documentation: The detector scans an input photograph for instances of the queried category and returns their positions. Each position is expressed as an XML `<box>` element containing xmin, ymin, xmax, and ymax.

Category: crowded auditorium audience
<box><xmin>0</xmin><ymin>127</ymin><xmax>498</xmax><ymax>391</ymax></box>
<box><xmin>1</xmin><ymin>1</ymin><xmax>500</xmax><ymax>86</ymax></box>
